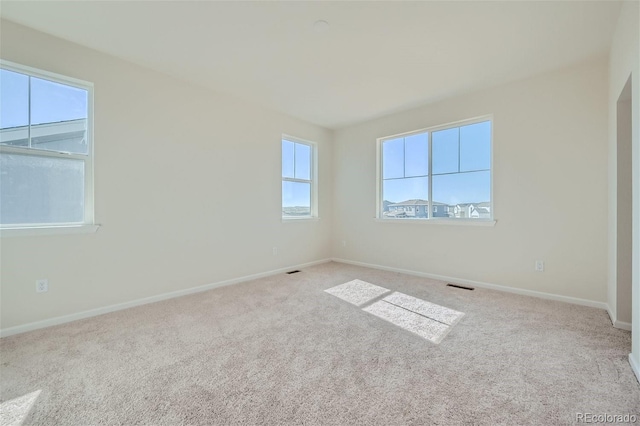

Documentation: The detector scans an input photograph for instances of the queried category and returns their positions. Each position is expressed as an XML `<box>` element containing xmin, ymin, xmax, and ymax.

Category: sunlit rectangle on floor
<box><xmin>383</xmin><ymin>292</ymin><xmax>464</xmax><ymax>326</ymax></box>
<box><xmin>324</xmin><ymin>279</ymin><xmax>390</xmax><ymax>306</ymax></box>
<box><xmin>363</xmin><ymin>301</ymin><xmax>452</xmax><ymax>344</ymax></box>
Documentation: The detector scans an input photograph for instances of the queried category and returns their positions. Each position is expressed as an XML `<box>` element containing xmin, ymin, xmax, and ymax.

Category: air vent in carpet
<box><xmin>447</xmin><ymin>283</ymin><xmax>474</xmax><ymax>291</ymax></box>
<box><xmin>286</xmin><ymin>270</ymin><xmax>301</xmax><ymax>274</ymax></box>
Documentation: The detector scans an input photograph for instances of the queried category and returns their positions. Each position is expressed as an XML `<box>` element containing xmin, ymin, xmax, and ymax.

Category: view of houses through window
<box><xmin>385</xmin><ymin>200</ymin><xmax>491</xmax><ymax>219</ymax></box>
<box><xmin>0</xmin><ymin>64</ymin><xmax>92</xmax><ymax>227</ymax></box>
<box><xmin>381</xmin><ymin>119</ymin><xmax>492</xmax><ymax>220</ymax></box>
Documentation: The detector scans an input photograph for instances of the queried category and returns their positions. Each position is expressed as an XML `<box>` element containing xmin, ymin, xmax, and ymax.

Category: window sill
<box><xmin>282</xmin><ymin>217</ymin><xmax>320</xmax><ymax>223</ymax></box>
<box><xmin>0</xmin><ymin>224</ymin><xmax>101</xmax><ymax>238</ymax></box>
<box><xmin>374</xmin><ymin>218</ymin><xmax>496</xmax><ymax>227</ymax></box>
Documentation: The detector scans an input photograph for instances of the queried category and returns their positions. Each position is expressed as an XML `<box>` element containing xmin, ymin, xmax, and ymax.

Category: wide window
<box><xmin>282</xmin><ymin>137</ymin><xmax>316</xmax><ymax>219</ymax></box>
<box><xmin>0</xmin><ymin>61</ymin><xmax>94</xmax><ymax>229</ymax></box>
<box><xmin>379</xmin><ymin>117</ymin><xmax>492</xmax><ymax>220</ymax></box>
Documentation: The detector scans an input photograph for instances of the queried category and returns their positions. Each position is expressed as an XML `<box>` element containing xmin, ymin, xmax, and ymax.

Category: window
<box><xmin>0</xmin><ymin>61</ymin><xmax>94</xmax><ymax>229</ymax></box>
<box><xmin>379</xmin><ymin>117</ymin><xmax>492</xmax><ymax>221</ymax></box>
<box><xmin>282</xmin><ymin>136</ymin><xmax>316</xmax><ymax>219</ymax></box>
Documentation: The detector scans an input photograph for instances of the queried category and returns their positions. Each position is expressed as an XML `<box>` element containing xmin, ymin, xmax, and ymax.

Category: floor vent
<box><xmin>447</xmin><ymin>283</ymin><xmax>474</xmax><ymax>291</ymax></box>
<box><xmin>286</xmin><ymin>270</ymin><xmax>301</xmax><ymax>275</ymax></box>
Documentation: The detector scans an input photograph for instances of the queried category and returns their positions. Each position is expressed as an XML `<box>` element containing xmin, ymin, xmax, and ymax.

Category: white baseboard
<box><xmin>332</xmin><ymin>258</ymin><xmax>609</xmax><ymax>311</ymax></box>
<box><xmin>0</xmin><ymin>258</ymin><xmax>332</xmax><ymax>338</ymax></box>
<box><xmin>630</xmin><ymin>354</ymin><xmax>640</xmax><ymax>384</ymax></box>
<box><xmin>607</xmin><ymin>306</ymin><xmax>616</xmax><ymax>326</ymax></box>
<box><xmin>607</xmin><ymin>306</ymin><xmax>633</xmax><ymax>331</ymax></box>
<box><xmin>614</xmin><ymin>320</ymin><xmax>633</xmax><ymax>331</ymax></box>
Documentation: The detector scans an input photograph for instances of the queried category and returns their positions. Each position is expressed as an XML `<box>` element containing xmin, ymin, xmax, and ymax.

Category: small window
<box><xmin>0</xmin><ymin>61</ymin><xmax>94</xmax><ymax>228</ymax></box>
<box><xmin>282</xmin><ymin>136</ymin><xmax>316</xmax><ymax>219</ymax></box>
<box><xmin>379</xmin><ymin>117</ymin><xmax>492</xmax><ymax>220</ymax></box>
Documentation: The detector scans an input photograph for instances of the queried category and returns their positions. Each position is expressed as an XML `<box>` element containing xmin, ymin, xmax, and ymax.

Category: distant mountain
<box><xmin>283</xmin><ymin>206</ymin><xmax>311</xmax><ymax>216</ymax></box>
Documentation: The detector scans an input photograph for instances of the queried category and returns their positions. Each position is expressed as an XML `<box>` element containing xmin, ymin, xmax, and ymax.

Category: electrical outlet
<box><xmin>341</xmin><ymin>240</ymin><xmax>347</xmax><ymax>247</ymax></box>
<box><xmin>36</xmin><ymin>279</ymin><xmax>49</xmax><ymax>293</ymax></box>
<box><xmin>272</xmin><ymin>247</ymin><xmax>278</xmax><ymax>256</ymax></box>
<box><xmin>534</xmin><ymin>261</ymin><xmax>544</xmax><ymax>272</ymax></box>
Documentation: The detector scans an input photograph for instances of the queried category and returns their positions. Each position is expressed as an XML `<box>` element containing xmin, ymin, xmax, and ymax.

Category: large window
<box><xmin>379</xmin><ymin>117</ymin><xmax>492</xmax><ymax>220</ymax></box>
<box><xmin>0</xmin><ymin>61</ymin><xmax>94</xmax><ymax>229</ymax></box>
<box><xmin>282</xmin><ymin>136</ymin><xmax>316</xmax><ymax>219</ymax></box>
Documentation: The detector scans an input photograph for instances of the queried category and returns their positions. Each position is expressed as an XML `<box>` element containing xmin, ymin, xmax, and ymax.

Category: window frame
<box><xmin>0</xmin><ymin>60</ymin><xmax>96</xmax><ymax>234</ymax></box>
<box><xmin>376</xmin><ymin>115</ymin><xmax>494</xmax><ymax>224</ymax></box>
<box><xmin>281</xmin><ymin>134</ymin><xmax>318</xmax><ymax>221</ymax></box>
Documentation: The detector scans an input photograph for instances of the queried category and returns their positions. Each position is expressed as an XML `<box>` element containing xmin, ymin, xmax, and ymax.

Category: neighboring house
<box><xmin>453</xmin><ymin>203</ymin><xmax>472</xmax><ymax>218</ymax></box>
<box><xmin>387</xmin><ymin>199</ymin><xmax>428</xmax><ymax>217</ymax></box>
<box><xmin>471</xmin><ymin>202</ymin><xmax>491</xmax><ymax>219</ymax></box>
<box><xmin>454</xmin><ymin>202</ymin><xmax>491</xmax><ymax>219</ymax></box>
<box><xmin>386</xmin><ymin>199</ymin><xmax>449</xmax><ymax>218</ymax></box>
<box><xmin>470</xmin><ymin>206</ymin><xmax>491</xmax><ymax>219</ymax></box>
<box><xmin>431</xmin><ymin>202</ymin><xmax>449</xmax><ymax>218</ymax></box>
<box><xmin>0</xmin><ymin>119</ymin><xmax>88</xmax><ymax>153</ymax></box>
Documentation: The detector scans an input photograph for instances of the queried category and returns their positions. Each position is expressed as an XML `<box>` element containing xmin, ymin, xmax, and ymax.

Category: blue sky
<box><xmin>383</xmin><ymin>121</ymin><xmax>491</xmax><ymax>205</ymax></box>
<box><xmin>0</xmin><ymin>69</ymin><xmax>87</xmax><ymax>129</ymax></box>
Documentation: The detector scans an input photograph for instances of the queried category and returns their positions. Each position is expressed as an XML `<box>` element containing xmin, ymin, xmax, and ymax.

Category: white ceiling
<box><xmin>1</xmin><ymin>1</ymin><xmax>622</xmax><ymax>129</ymax></box>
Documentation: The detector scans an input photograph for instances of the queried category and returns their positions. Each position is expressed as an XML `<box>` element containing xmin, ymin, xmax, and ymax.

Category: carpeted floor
<box><xmin>1</xmin><ymin>261</ymin><xmax>638</xmax><ymax>425</ymax></box>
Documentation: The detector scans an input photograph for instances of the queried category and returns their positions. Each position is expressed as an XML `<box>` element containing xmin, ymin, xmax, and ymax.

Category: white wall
<box><xmin>332</xmin><ymin>57</ymin><xmax>609</xmax><ymax>303</ymax></box>
<box><xmin>607</xmin><ymin>0</ymin><xmax>640</xmax><ymax>380</ymax></box>
<box><xmin>0</xmin><ymin>20</ymin><xmax>333</xmax><ymax>331</ymax></box>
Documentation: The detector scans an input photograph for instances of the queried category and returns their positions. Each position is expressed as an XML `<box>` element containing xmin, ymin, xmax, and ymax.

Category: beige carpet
<box><xmin>0</xmin><ymin>262</ymin><xmax>638</xmax><ymax>425</ymax></box>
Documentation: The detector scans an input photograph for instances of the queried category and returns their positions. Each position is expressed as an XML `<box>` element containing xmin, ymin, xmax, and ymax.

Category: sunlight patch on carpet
<box><xmin>325</xmin><ymin>280</ymin><xmax>465</xmax><ymax>344</ymax></box>
<box><xmin>0</xmin><ymin>390</ymin><xmax>41</xmax><ymax>426</ymax></box>
<box><xmin>324</xmin><ymin>279</ymin><xmax>390</xmax><ymax>306</ymax></box>
<box><xmin>363</xmin><ymin>301</ymin><xmax>452</xmax><ymax>344</ymax></box>
<box><xmin>383</xmin><ymin>292</ymin><xmax>464</xmax><ymax>326</ymax></box>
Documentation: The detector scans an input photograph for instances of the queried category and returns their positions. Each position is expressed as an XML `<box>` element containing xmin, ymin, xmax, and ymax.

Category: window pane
<box><xmin>432</xmin><ymin>127</ymin><xmax>459</xmax><ymax>175</ymax></box>
<box><xmin>294</xmin><ymin>142</ymin><xmax>311</xmax><ymax>180</ymax></box>
<box><xmin>432</xmin><ymin>171</ymin><xmax>490</xmax><ymax>218</ymax></box>
<box><xmin>282</xmin><ymin>140</ymin><xmax>294</xmax><ymax>178</ymax></box>
<box><xmin>382</xmin><ymin>176</ymin><xmax>428</xmax><ymax>218</ymax></box>
<box><xmin>0</xmin><ymin>153</ymin><xmax>85</xmax><ymax>225</ymax></box>
<box><xmin>404</xmin><ymin>133</ymin><xmax>428</xmax><ymax>177</ymax></box>
<box><xmin>0</xmin><ymin>69</ymin><xmax>29</xmax><ymax>147</ymax></box>
<box><xmin>460</xmin><ymin>121</ymin><xmax>491</xmax><ymax>172</ymax></box>
<box><xmin>382</xmin><ymin>138</ymin><xmax>404</xmax><ymax>179</ymax></box>
<box><xmin>282</xmin><ymin>181</ymin><xmax>310</xmax><ymax>217</ymax></box>
<box><xmin>31</xmin><ymin>77</ymin><xmax>88</xmax><ymax>155</ymax></box>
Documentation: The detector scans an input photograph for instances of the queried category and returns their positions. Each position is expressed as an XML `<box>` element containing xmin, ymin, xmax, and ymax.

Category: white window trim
<box><xmin>373</xmin><ymin>218</ymin><xmax>496</xmax><ymax>226</ymax></box>
<box><xmin>0</xmin><ymin>59</ymin><xmax>97</xmax><ymax>236</ymax></box>
<box><xmin>281</xmin><ymin>134</ymin><xmax>318</xmax><ymax>221</ymax></box>
<box><xmin>376</xmin><ymin>114</ymin><xmax>494</xmax><ymax>224</ymax></box>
